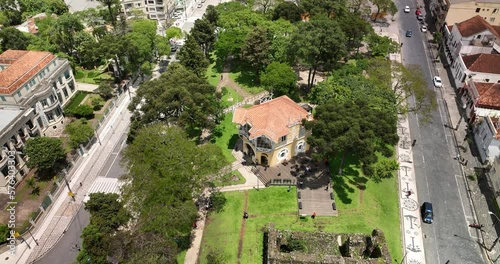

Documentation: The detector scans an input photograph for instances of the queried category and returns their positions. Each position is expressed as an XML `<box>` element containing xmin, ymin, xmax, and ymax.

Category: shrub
<box><xmin>92</xmin><ymin>97</ymin><xmax>104</xmax><ymax>111</ymax></box>
<box><xmin>0</xmin><ymin>224</ymin><xmax>10</xmax><ymax>243</ymax></box>
<box><xmin>72</xmin><ymin>105</ymin><xmax>94</xmax><ymax>119</ymax></box>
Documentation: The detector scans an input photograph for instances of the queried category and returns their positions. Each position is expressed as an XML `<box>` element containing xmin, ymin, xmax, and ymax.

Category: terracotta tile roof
<box><xmin>0</xmin><ymin>50</ymin><xmax>55</xmax><ymax>95</ymax></box>
<box><xmin>456</xmin><ymin>15</ymin><xmax>500</xmax><ymax>38</ymax></box>
<box><xmin>232</xmin><ymin>96</ymin><xmax>313</xmax><ymax>143</ymax></box>
<box><xmin>474</xmin><ymin>82</ymin><xmax>500</xmax><ymax>109</ymax></box>
<box><xmin>462</xmin><ymin>54</ymin><xmax>500</xmax><ymax>74</ymax></box>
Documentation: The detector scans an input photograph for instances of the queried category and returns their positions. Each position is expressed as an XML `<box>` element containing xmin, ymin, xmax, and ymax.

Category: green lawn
<box><xmin>74</xmin><ymin>68</ymin><xmax>113</xmax><ymax>84</ymax></box>
<box><xmin>64</xmin><ymin>91</ymin><xmax>90</xmax><ymax>113</ymax></box>
<box><xmin>200</xmin><ymin>168</ymin><xmax>402</xmax><ymax>263</ymax></box>
<box><xmin>216</xmin><ymin>170</ymin><xmax>246</xmax><ymax>187</ymax></box>
<box><xmin>206</xmin><ymin>57</ymin><xmax>221</xmax><ymax>87</ymax></box>
<box><xmin>221</xmin><ymin>87</ymin><xmax>243</xmax><ymax>108</ymax></box>
<box><xmin>229</xmin><ymin>72</ymin><xmax>264</xmax><ymax>94</ymax></box>
<box><xmin>211</xmin><ymin>113</ymin><xmax>239</xmax><ymax>163</ymax></box>
<box><xmin>176</xmin><ymin>250</ymin><xmax>186</xmax><ymax>264</ymax></box>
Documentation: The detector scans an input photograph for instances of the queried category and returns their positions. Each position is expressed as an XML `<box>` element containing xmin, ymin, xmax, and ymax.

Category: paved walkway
<box><xmin>0</xmin><ymin>90</ymin><xmax>134</xmax><ymax>264</ymax></box>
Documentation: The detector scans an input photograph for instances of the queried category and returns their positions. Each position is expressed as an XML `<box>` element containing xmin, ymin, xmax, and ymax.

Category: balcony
<box><xmin>0</xmin><ymin>150</ymin><xmax>7</xmax><ymax>167</ymax></box>
<box><xmin>256</xmin><ymin>147</ymin><xmax>273</xmax><ymax>153</ymax></box>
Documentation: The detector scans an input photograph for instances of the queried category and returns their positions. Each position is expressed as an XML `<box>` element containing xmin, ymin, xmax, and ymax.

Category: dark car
<box><xmin>421</xmin><ymin>202</ymin><xmax>433</xmax><ymax>224</ymax></box>
<box><xmin>406</xmin><ymin>30</ymin><xmax>412</xmax><ymax>37</ymax></box>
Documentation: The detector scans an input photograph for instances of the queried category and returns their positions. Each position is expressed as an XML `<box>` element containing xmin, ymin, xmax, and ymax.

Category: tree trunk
<box><xmin>307</xmin><ymin>67</ymin><xmax>313</xmax><ymax>88</ymax></box>
<box><xmin>373</xmin><ymin>6</ymin><xmax>381</xmax><ymax>22</ymax></box>
<box><xmin>310</xmin><ymin>66</ymin><xmax>318</xmax><ymax>89</ymax></box>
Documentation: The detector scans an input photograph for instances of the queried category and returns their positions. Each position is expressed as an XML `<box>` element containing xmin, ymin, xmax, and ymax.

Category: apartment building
<box><xmin>428</xmin><ymin>0</ymin><xmax>500</xmax><ymax>31</ymax></box>
<box><xmin>0</xmin><ymin>50</ymin><xmax>77</xmax><ymax>193</ymax></box>
<box><xmin>121</xmin><ymin>0</ymin><xmax>178</xmax><ymax>21</ymax></box>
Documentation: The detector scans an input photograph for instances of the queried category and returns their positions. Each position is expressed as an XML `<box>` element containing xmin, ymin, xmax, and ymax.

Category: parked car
<box><xmin>433</xmin><ymin>76</ymin><xmax>442</xmax><ymax>87</ymax></box>
<box><xmin>406</xmin><ymin>30</ymin><xmax>412</xmax><ymax>37</ymax></box>
<box><xmin>404</xmin><ymin>6</ymin><xmax>410</xmax><ymax>13</ymax></box>
<box><xmin>417</xmin><ymin>14</ymin><xmax>424</xmax><ymax>20</ymax></box>
<box><xmin>197</xmin><ymin>3</ymin><xmax>202</xmax><ymax>8</ymax></box>
<box><xmin>421</xmin><ymin>25</ymin><xmax>428</xmax><ymax>32</ymax></box>
<box><xmin>421</xmin><ymin>202</ymin><xmax>433</xmax><ymax>224</ymax></box>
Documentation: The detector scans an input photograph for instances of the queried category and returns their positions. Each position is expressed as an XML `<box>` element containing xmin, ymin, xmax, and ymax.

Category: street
<box><xmin>396</xmin><ymin>0</ymin><xmax>485</xmax><ymax>263</ymax></box>
<box><xmin>34</xmin><ymin>131</ymin><xmax>128</xmax><ymax>264</ymax></box>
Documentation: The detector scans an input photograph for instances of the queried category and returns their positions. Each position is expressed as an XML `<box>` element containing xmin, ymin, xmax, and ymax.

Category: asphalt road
<box><xmin>397</xmin><ymin>1</ymin><xmax>485</xmax><ymax>263</ymax></box>
<box><xmin>34</xmin><ymin>132</ymin><xmax>128</xmax><ymax>264</ymax></box>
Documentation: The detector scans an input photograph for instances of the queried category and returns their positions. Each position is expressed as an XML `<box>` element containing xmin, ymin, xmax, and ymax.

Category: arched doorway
<box><xmin>260</xmin><ymin>154</ymin><xmax>269</xmax><ymax>166</ymax></box>
<box><xmin>245</xmin><ymin>143</ymin><xmax>255</xmax><ymax>163</ymax></box>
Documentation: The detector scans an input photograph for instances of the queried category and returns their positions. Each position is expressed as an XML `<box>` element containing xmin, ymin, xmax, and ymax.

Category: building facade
<box><xmin>0</xmin><ymin>50</ymin><xmax>77</xmax><ymax>193</ymax></box>
<box><xmin>473</xmin><ymin>116</ymin><xmax>500</xmax><ymax>162</ymax></box>
<box><xmin>428</xmin><ymin>0</ymin><xmax>500</xmax><ymax>31</ymax></box>
<box><xmin>450</xmin><ymin>53</ymin><xmax>500</xmax><ymax>88</ymax></box>
<box><xmin>121</xmin><ymin>0</ymin><xmax>177</xmax><ymax>21</ymax></box>
<box><xmin>232</xmin><ymin>96</ymin><xmax>313</xmax><ymax>167</ymax></box>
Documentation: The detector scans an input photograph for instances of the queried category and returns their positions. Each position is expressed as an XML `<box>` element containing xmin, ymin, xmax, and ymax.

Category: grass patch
<box><xmin>200</xmin><ymin>159</ymin><xmax>402</xmax><ymax>263</ymax></box>
<box><xmin>229</xmin><ymin>72</ymin><xmax>264</xmax><ymax>95</ymax></box>
<box><xmin>64</xmin><ymin>91</ymin><xmax>90</xmax><ymax>113</ymax></box>
<box><xmin>206</xmin><ymin>56</ymin><xmax>221</xmax><ymax>87</ymax></box>
<box><xmin>221</xmin><ymin>87</ymin><xmax>243</xmax><ymax>108</ymax></box>
<box><xmin>211</xmin><ymin>113</ymin><xmax>238</xmax><ymax>163</ymax></box>
<box><xmin>176</xmin><ymin>250</ymin><xmax>187</xmax><ymax>264</ymax></box>
<box><xmin>216</xmin><ymin>170</ymin><xmax>246</xmax><ymax>187</ymax></box>
<box><xmin>75</xmin><ymin>67</ymin><xmax>113</xmax><ymax>84</ymax></box>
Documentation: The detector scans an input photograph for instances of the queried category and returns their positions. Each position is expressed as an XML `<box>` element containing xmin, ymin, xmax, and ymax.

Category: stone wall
<box><xmin>266</xmin><ymin>223</ymin><xmax>392</xmax><ymax>264</ymax></box>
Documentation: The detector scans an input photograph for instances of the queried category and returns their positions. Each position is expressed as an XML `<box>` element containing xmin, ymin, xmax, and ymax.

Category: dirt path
<box><xmin>216</xmin><ymin>60</ymin><xmax>251</xmax><ymax>98</ymax></box>
<box><xmin>237</xmin><ymin>191</ymin><xmax>249</xmax><ymax>264</ymax></box>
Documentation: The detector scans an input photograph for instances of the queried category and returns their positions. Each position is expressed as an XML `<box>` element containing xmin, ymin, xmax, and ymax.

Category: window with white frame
<box><xmin>296</xmin><ymin>141</ymin><xmax>305</xmax><ymax>152</ymax></box>
<box><xmin>278</xmin><ymin>149</ymin><xmax>288</xmax><ymax>160</ymax></box>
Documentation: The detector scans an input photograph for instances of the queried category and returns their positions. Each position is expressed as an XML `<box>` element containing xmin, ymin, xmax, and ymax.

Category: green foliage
<box><xmin>300</xmin><ymin>0</ymin><xmax>348</xmax><ymax>18</ymax></box>
<box><xmin>191</xmin><ymin>18</ymin><xmax>215</xmax><ymax>56</ymax></box>
<box><xmin>0</xmin><ymin>224</ymin><xmax>10</xmax><ymax>243</ymax></box>
<box><xmin>84</xmin><ymin>193</ymin><xmax>130</xmax><ymax>233</ymax></box>
<box><xmin>78</xmin><ymin>224</ymin><xmax>110</xmax><ymax>263</ymax></box>
<box><xmin>0</xmin><ymin>27</ymin><xmax>30</xmax><ymax>51</ymax></box>
<box><xmin>65</xmin><ymin>119</ymin><xmax>94</xmax><ymax>148</ymax></box>
<box><xmin>97</xmin><ymin>82</ymin><xmax>114</xmax><ymax>100</ymax></box>
<box><xmin>367</xmin><ymin>33</ymin><xmax>400</xmax><ymax>57</ymax></box>
<box><xmin>210</xmin><ymin>191</ymin><xmax>227</xmax><ymax>213</ymax></box>
<box><xmin>97</xmin><ymin>0</ymin><xmax>120</xmax><ymax>26</ymax></box>
<box><xmin>309</xmin><ymin>78</ymin><xmax>352</xmax><ymax>105</ymax></box>
<box><xmin>260</xmin><ymin>62</ymin><xmax>297</xmax><ymax>97</ymax></box>
<box><xmin>128</xmin><ymin>63</ymin><xmax>222</xmax><ymax>138</ymax></box>
<box><xmin>240</xmin><ymin>27</ymin><xmax>271</xmax><ymax>80</ymax></box>
<box><xmin>178</xmin><ymin>34</ymin><xmax>209</xmax><ymax>77</ymax></box>
<box><xmin>206</xmin><ymin>247</ymin><xmax>228</xmax><ymax>264</ymax></box>
<box><xmin>305</xmin><ymin>98</ymin><xmax>398</xmax><ymax>171</ymax></box>
<box><xmin>203</xmin><ymin>5</ymin><xmax>219</xmax><ymax>26</ymax></box>
<box><xmin>371</xmin><ymin>159</ymin><xmax>399</xmax><ymax>182</ymax></box>
<box><xmin>0</xmin><ymin>0</ymin><xmax>23</xmax><ymax>26</ymax></box>
<box><xmin>371</xmin><ymin>0</ymin><xmax>395</xmax><ymax>21</ymax></box>
<box><xmin>122</xmin><ymin>125</ymin><xmax>227</xmax><ymax>240</ymax></box>
<box><xmin>18</xmin><ymin>0</ymin><xmax>68</xmax><ymax>18</ymax></box>
<box><xmin>25</xmin><ymin>137</ymin><xmax>65</xmax><ymax>171</ymax></box>
<box><xmin>266</xmin><ymin>19</ymin><xmax>296</xmax><ymax>63</ymax></box>
<box><xmin>69</xmin><ymin>105</ymin><xmax>94</xmax><ymax>119</ymax></box>
<box><xmin>288</xmin><ymin>18</ymin><xmax>347</xmax><ymax>88</ymax></box>
<box><xmin>155</xmin><ymin>35</ymin><xmax>170</xmax><ymax>57</ymax></box>
<box><xmin>166</xmin><ymin>27</ymin><xmax>183</xmax><ymax>39</ymax></box>
<box><xmin>339</xmin><ymin>15</ymin><xmax>372</xmax><ymax>52</ymax></box>
<box><xmin>272</xmin><ymin>2</ymin><xmax>302</xmax><ymax>22</ymax></box>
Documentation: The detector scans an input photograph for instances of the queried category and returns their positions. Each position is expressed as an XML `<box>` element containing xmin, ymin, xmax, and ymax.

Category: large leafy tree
<box><xmin>190</xmin><ymin>18</ymin><xmax>215</xmax><ymax>56</ymax></box>
<box><xmin>0</xmin><ymin>27</ymin><xmax>30</xmax><ymax>51</ymax></box>
<box><xmin>272</xmin><ymin>2</ymin><xmax>302</xmax><ymax>23</ymax></box>
<box><xmin>128</xmin><ymin>63</ymin><xmax>222</xmax><ymax>138</ymax></box>
<box><xmin>121</xmin><ymin>125</ymin><xmax>226</xmax><ymax>239</ymax></box>
<box><xmin>18</xmin><ymin>0</ymin><xmax>68</xmax><ymax>18</ymax></box>
<box><xmin>53</xmin><ymin>13</ymin><xmax>85</xmax><ymax>56</ymax></box>
<box><xmin>288</xmin><ymin>18</ymin><xmax>347</xmax><ymax>88</ymax></box>
<box><xmin>240</xmin><ymin>26</ymin><xmax>271</xmax><ymax>81</ymax></box>
<box><xmin>65</xmin><ymin>119</ymin><xmax>94</xmax><ymax>148</ymax></box>
<box><xmin>97</xmin><ymin>0</ymin><xmax>120</xmax><ymax>26</ymax></box>
<box><xmin>339</xmin><ymin>15</ymin><xmax>372</xmax><ymax>52</ymax></box>
<box><xmin>266</xmin><ymin>19</ymin><xmax>296</xmax><ymax>63</ymax></box>
<box><xmin>367</xmin><ymin>33</ymin><xmax>400</xmax><ymax>57</ymax></box>
<box><xmin>305</xmin><ymin>98</ymin><xmax>398</xmax><ymax>175</ymax></box>
<box><xmin>371</xmin><ymin>0</ymin><xmax>397</xmax><ymax>21</ymax></box>
<box><xmin>25</xmin><ymin>137</ymin><xmax>65</xmax><ymax>172</ymax></box>
<box><xmin>203</xmin><ymin>5</ymin><xmax>219</xmax><ymax>26</ymax></box>
<box><xmin>300</xmin><ymin>0</ymin><xmax>348</xmax><ymax>18</ymax></box>
<box><xmin>260</xmin><ymin>62</ymin><xmax>297</xmax><ymax>97</ymax></box>
<box><xmin>178</xmin><ymin>34</ymin><xmax>209</xmax><ymax>77</ymax></box>
<box><xmin>0</xmin><ymin>0</ymin><xmax>22</xmax><ymax>26</ymax></box>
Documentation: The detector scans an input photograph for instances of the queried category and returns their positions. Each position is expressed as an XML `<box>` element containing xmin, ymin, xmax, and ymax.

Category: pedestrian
<box><xmin>193</xmin><ymin>221</ymin><xmax>197</xmax><ymax>229</ymax></box>
<box><xmin>312</xmin><ymin>212</ymin><xmax>316</xmax><ymax>219</ymax></box>
<box><xmin>412</xmin><ymin>139</ymin><xmax>417</xmax><ymax>147</ymax></box>
<box><xmin>400</xmin><ymin>43</ymin><xmax>403</xmax><ymax>47</ymax></box>
<box><xmin>406</xmin><ymin>190</ymin><xmax>412</xmax><ymax>197</ymax></box>
<box><xmin>325</xmin><ymin>185</ymin><xmax>329</xmax><ymax>191</ymax></box>
<box><xmin>221</xmin><ymin>75</ymin><xmax>223</xmax><ymax>80</ymax></box>
<box><xmin>79</xmin><ymin>182</ymin><xmax>82</xmax><ymax>187</ymax></box>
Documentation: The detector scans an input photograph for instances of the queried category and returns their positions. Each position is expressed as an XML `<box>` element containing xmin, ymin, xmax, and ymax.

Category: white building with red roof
<box><xmin>232</xmin><ymin>96</ymin><xmax>313</xmax><ymax>167</ymax></box>
<box><xmin>0</xmin><ymin>50</ymin><xmax>76</xmax><ymax>193</ymax></box>
<box><xmin>451</xmin><ymin>53</ymin><xmax>500</xmax><ymax>88</ymax></box>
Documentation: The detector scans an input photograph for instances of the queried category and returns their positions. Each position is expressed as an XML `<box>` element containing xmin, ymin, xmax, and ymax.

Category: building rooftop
<box><xmin>0</xmin><ymin>50</ymin><xmax>55</xmax><ymax>95</ymax></box>
<box><xmin>232</xmin><ymin>96</ymin><xmax>313</xmax><ymax>143</ymax></box>
<box><xmin>455</xmin><ymin>15</ymin><xmax>500</xmax><ymax>38</ymax></box>
<box><xmin>474</xmin><ymin>82</ymin><xmax>500</xmax><ymax>109</ymax></box>
<box><xmin>0</xmin><ymin>107</ymin><xmax>23</xmax><ymax>134</ymax></box>
<box><xmin>462</xmin><ymin>54</ymin><xmax>500</xmax><ymax>74</ymax></box>
<box><xmin>64</xmin><ymin>0</ymin><xmax>102</xmax><ymax>13</ymax></box>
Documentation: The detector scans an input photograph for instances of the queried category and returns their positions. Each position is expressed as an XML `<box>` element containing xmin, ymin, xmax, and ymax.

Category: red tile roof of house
<box><xmin>0</xmin><ymin>50</ymin><xmax>55</xmax><ymax>95</ymax></box>
<box><xmin>232</xmin><ymin>96</ymin><xmax>313</xmax><ymax>142</ymax></box>
<box><xmin>456</xmin><ymin>15</ymin><xmax>500</xmax><ymax>38</ymax></box>
<box><xmin>474</xmin><ymin>82</ymin><xmax>500</xmax><ymax>110</ymax></box>
<box><xmin>462</xmin><ymin>54</ymin><xmax>500</xmax><ymax>74</ymax></box>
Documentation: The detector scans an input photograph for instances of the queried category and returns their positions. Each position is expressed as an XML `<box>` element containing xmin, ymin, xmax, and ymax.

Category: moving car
<box><xmin>433</xmin><ymin>76</ymin><xmax>442</xmax><ymax>87</ymax></box>
<box><xmin>421</xmin><ymin>25</ymin><xmax>427</xmax><ymax>32</ymax></box>
<box><xmin>404</xmin><ymin>6</ymin><xmax>410</xmax><ymax>13</ymax></box>
<box><xmin>406</xmin><ymin>30</ymin><xmax>412</xmax><ymax>37</ymax></box>
<box><xmin>421</xmin><ymin>202</ymin><xmax>433</xmax><ymax>224</ymax></box>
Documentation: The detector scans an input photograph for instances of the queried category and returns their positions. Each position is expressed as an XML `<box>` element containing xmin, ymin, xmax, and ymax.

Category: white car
<box><xmin>404</xmin><ymin>6</ymin><xmax>410</xmax><ymax>13</ymax></box>
<box><xmin>433</xmin><ymin>76</ymin><xmax>442</xmax><ymax>87</ymax></box>
<box><xmin>421</xmin><ymin>25</ymin><xmax>427</xmax><ymax>32</ymax></box>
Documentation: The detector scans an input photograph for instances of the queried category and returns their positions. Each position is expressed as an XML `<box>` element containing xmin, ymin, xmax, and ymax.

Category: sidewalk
<box><xmin>1</xmin><ymin>89</ymin><xmax>135</xmax><ymax>264</ymax></box>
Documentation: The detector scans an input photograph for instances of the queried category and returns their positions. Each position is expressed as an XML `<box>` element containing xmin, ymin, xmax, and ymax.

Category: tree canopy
<box><xmin>261</xmin><ymin>62</ymin><xmax>297</xmax><ymax>97</ymax></box>
<box><xmin>0</xmin><ymin>27</ymin><xmax>30</xmax><ymax>51</ymax></box>
<box><xmin>25</xmin><ymin>137</ymin><xmax>65</xmax><ymax>172</ymax></box>
<box><xmin>178</xmin><ymin>34</ymin><xmax>209</xmax><ymax>77</ymax></box>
